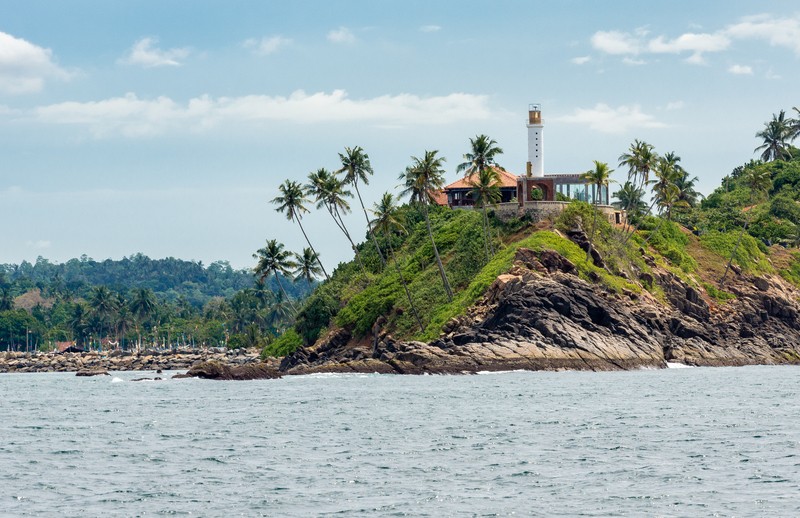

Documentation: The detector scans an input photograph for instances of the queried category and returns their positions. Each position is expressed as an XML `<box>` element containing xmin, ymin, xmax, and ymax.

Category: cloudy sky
<box><xmin>2</xmin><ymin>0</ymin><xmax>799</xmax><ymax>269</ymax></box>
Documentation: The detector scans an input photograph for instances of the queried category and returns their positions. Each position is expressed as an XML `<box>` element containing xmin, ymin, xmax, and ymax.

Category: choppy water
<box><xmin>1</xmin><ymin>366</ymin><xmax>799</xmax><ymax>516</ymax></box>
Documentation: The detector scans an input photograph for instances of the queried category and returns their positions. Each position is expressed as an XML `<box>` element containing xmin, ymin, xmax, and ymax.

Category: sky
<box><xmin>1</xmin><ymin>0</ymin><xmax>799</xmax><ymax>270</ymax></box>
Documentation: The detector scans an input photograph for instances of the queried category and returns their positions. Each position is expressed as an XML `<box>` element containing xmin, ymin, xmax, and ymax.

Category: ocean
<box><xmin>1</xmin><ymin>366</ymin><xmax>798</xmax><ymax>516</ymax></box>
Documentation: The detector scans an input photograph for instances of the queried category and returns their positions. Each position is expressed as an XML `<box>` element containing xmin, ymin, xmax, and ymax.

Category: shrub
<box><xmin>699</xmin><ymin>230</ymin><xmax>772</xmax><ymax>274</ymax></box>
<box><xmin>261</xmin><ymin>328</ymin><xmax>303</xmax><ymax>359</ymax></box>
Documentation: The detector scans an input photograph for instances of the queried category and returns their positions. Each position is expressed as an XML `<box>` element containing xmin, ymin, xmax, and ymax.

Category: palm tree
<box><xmin>755</xmin><ymin>111</ymin><xmax>793</xmax><ymax>162</ymax></box>
<box><xmin>0</xmin><ymin>287</ymin><xmax>12</xmax><ymax>311</ymax></box>
<box><xmin>456</xmin><ymin>134</ymin><xmax>504</xmax><ymax>178</ymax></box>
<box><xmin>720</xmin><ymin>167</ymin><xmax>772</xmax><ymax>287</ymax></box>
<box><xmin>253</xmin><ymin>239</ymin><xmax>297</xmax><ymax>309</ymax></box>
<box><xmin>370</xmin><ymin>192</ymin><xmax>424</xmax><ymax>332</ymax></box>
<box><xmin>69</xmin><ymin>302</ymin><xmax>89</xmax><ymax>347</ymax></box>
<box><xmin>130</xmin><ymin>287</ymin><xmax>156</xmax><ymax>351</ymax></box>
<box><xmin>458</xmin><ymin>134</ymin><xmax>504</xmax><ymax>260</ymax></box>
<box><xmin>89</xmin><ymin>286</ymin><xmax>118</xmax><ymax>347</ymax></box>
<box><xmin>790</xmin><ymin>106</ymin><xmax>800</xmax><ymax>142</ymax></box>
<box><xmin>612</xmin><ymin>181</ymin><xmax>647</xmax><ymax>220</ymax></box>
<box><xmin>619</xmin><ymin>140</ymin><xmax>658</xmax><ymax>238</ymax></box>
<box><xmin>581</xmin><ymin>161</ymin><xmax>614</xmax><ymax>262</ymax></box>
<box><xmin>293</xmin><ymin>247</ymin><xmax>323</xmax><ymax>285</ymax></box>
<box><xmin>306</xmin><ymin>168</ymin><xmax>366</xmax><ymax>273</ymax></box>
<box><xmin>271</xmin><ymin>179</ymin><xmax>330</xmax><ymax>281</ymax></box>
<box><xmin>338</xmin><ymin>146</ymin><xmax>386</xmax><ymax>266</ymax></box>
<box><xmin>399</xmin><ymin>150</ymin><xmax>453</xmax><ymax>301</ymax></box>
<box><xmin>468</xmin><ymin>167</ymin><xmax>502</xmax><ymax>260</ymax></box>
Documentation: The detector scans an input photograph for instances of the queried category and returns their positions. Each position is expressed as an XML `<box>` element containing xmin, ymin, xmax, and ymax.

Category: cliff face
<box><xmin>280</xmin><ymin>246</ymin><xmax>800</xmax><ymax>375</ymax></box>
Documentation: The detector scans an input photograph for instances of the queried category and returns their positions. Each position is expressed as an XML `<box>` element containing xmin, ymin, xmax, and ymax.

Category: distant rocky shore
<box><xmin>0</xmin><ymin>348</ymin><xmax>262</xmax><ymax>374</ymax></box>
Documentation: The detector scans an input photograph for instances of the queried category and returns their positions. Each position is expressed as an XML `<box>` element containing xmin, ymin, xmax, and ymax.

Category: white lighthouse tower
<box><xmin>526</xmin><ymin>103</ymin><xmax>544</xmax><ymax>177</ymax></box>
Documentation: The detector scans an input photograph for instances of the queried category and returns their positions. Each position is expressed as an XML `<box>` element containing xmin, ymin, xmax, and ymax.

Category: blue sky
<box><xmin>2</xmin><ymin>1</ymin><xmax>799</xmax><ymax>270</ymax></box>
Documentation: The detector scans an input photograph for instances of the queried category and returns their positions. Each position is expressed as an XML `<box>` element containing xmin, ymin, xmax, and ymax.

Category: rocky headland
<box><xmin>5</xmin><ymin>245</ymin><xmax>800</xmax><ymax>381</ymax></box>
<box><xmin>273</xmin><ymin>245</ymin><xmax>800</xmax><ymax>377</ymax></box>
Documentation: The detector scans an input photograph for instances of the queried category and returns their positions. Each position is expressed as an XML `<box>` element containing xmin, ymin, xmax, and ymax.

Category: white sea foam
<box><xmin>666</xmin><ymin>362</ymin><xmax>693</xmax><ymax>369</ymax></box>
<box><xmin>111</xmin><ymin>377</ymin><xmax>124</xmax><ymax>383</ymax></box>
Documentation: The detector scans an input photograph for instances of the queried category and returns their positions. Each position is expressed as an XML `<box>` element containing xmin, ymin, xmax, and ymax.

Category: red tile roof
<box><xmin>431</xmin><ymin>190</ymin><xmax>448</xmax><ymax>206</ymax></box>
<box><xmin>443</xmin><ymin>166</ymin><xmax>519</xmax><ymax>190</ymax></box>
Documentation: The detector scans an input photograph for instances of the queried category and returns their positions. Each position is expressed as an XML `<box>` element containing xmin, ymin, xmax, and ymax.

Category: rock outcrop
<box><xmin>280</xmin><ymin>246</ymin><xmax>800</xmax><ymax>375</ymax></box>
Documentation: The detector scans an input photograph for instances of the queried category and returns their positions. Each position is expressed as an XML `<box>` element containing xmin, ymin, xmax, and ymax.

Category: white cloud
<box><xmin>419</xmin><ymin>25</ymin><xmax>442</xmax><ymax>33</ymax></box>
<box><xmin>26</xmin><ymin>240</ymin><xmax>51</xmax><ymax>250</ymax></box>
<box><xmin>328</xmin><ymin>27</ymin><xmax>356</xmax><ymax>44</ymax></box>
<box><xmin>243</xmin><ymin>35</ymin><xmax>292</xmax><ymax>55</ymax></box>
<box><xmin>0</xmin><ymin>32</ymin><xmax>70</xmax><ymax>94</ymax></box>
<box><xmin>591</xmin><ymin>30</ymin><xmax>642</xmax><ymax>55</ymax></box>
<box><xmin>120</xmin><ymin>37</ymin><xmax>190</xmax><ymax>67</ymax></box>
<box><xmin>725</xmin><ymin>14</ymin><xmax>800</xmax><ymax>54</ymax></box>
<box><xmin>571</xmin><ymin>55</ymin><xmax>591</xmax><ymax>65</ymax></box>
<box><xmin>647</xmin><ymin>32</ymin><xmax>730</xmax><ymax>54</ymax></box>
<box><xmin>556</xmin><ymin>103</ymin><xmax>667</xmax><ymax>134</ymax></box>
<box><xmin>665</xmin><ymin>101</ymin><xmax>685</xmax><ymax>111</ymax></box>
<box><xmin>34</xmin><ymin>90</ymin><xmax>494</xmax><ymax>137</ymax></box>
<box><xmin>728</xmin><ymin>64</ymin><xmax>753</xmax><ymax>75</ymax></box>
<box><xmin>589</xmin><ymin>14</ymin><xmax>800</xmax><ymax>67</ymax></box>
<box><xmin>622</xmin><ymin>57</ymin><xmax>646</xmax><ymax>66</ymax></box>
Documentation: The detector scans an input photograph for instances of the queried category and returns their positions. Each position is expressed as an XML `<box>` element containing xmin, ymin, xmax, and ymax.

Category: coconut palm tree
<box><xmin>399</xmin><ymin>150</ymin><xmax>453</xmax><ymax>301</ymax></box>
<box><xmin>253</xmin><ymin>239</ymin><xmax>297</xmax><ymax>309</ymax></box>
<box><xmin>370</xmin><ymin>192</ymin><xmax>424</xmax><ymax>332</ymax></box>
<box><xmin>306</xmin><ymin>168</ymin><xmax>366</xmax><ymax>273</ymax></box>
<box><xmin>271</xmin><ymin>179</ymin><xmax>330</xmax><ymax>281</ymax></box>
<box><xmin>612</xmin><ymin>181</ymin><xmax>647</xmax><ymax>220</ymax></box>
<box><xmin>130</xmin><ymin>287</ymin><xmax>156</xmax><ymax>351</ymax></box>
<box><xmin>293</xmin><ymin>247</ymin><xmax>323</xmax><ymax>285</ymax></box>
<box><xmin>89</xmin><ymin>286</ymin><xmax>118</xmax><ymax>347</ymax></box>
<box><xmin>720</xmin><ymin>167</ymin><xmax>772</xmax><ymax>287</ymax></box>
<box><xmin>790</xmin><ymin>106</ymin><xmax>800</xmax><ymax>142</ymax></box>
<box><xmin>456</xmin><ymin>134</ymin><xmax>504</xmax><ymax>178</ymax></box>
<box><xmin>619</xmin><ymin>140</ymin><xmax>658</xmax><ymax>238</ymax></box>
<box><xmin>468</xmin><ymin>167</ymin><xmax>502</xmax><ymax>260</ymax></box>
<box><xmin>338</xmin><ymin>146</ymin><xmax>386</xmax><ymax>267</ymax></box>
<box><xmin>581</xmin><ymin>161</ymin><xmax>614</xmax><ymax>262</ymax></box>
<box><xmin>755</xmin><ymin>111</ymin><xmax>793</xmax><ymax>162</ymax></box>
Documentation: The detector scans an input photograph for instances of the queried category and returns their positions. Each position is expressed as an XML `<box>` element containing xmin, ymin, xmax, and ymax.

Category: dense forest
<box><xmin>0</xmin><ymin>254</ymin><xmax>313</xmax><ymax>351</ymax></box>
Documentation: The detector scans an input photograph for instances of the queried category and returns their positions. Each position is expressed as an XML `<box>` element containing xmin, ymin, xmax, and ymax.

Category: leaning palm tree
<box><xmin>370</xmin><ymin>192</ymin><xmax>424</xmax><ymax>332</ymax></box>
<box><xmin>271</xmin><ymin>179</ymin><xmax>330</xmax><ymax>281</ymax></box>
<box><xmin>253</xmin><ymin>239</ymin><xmax>298</xmax><ymax>309</ymax></box>
<box><xmin>755</xmin><ymin>111</ymin><xmax>793</xmax><ymax>162</ymax></box>
<box><xmin>720</xmin><ymin>167</ymin><xmax>772</xmax><ymax>287</ymax></box>
<box><xmin>581</xmin><ymin>161</ymin><xmax>614</xmax><ymax>262</ymax></box>
<box><xmin>468</xmin><ymin>167</ymin><xmax>502</xmax><ymax>260</ymax></box>
<box><xmin>790</xmin><ymin>106</ymin><xmax>800</xmax><ymax>142</ymax></box>
<box><xmin>338</xmin><ymin>146</ymin><xmax>386</xmax><ymax>266</ymax></box>
<box><xmin>306</xmin><ymin>168</ymin><xmax>366</xmax><ymax>273</ymax></box>
<box><xmin>399</xmin><ymin>150</ymin><xmax>453</xmax><ymax>301</ymax></box>
<box><xmin>293</xmin><ymin>247</ymin><xmax>323</xmax><ymax>285</ymax></box>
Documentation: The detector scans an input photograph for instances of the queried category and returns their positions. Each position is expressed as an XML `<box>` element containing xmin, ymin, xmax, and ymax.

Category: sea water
<box><xmin>1</xmin><ymin>366</ymin><xmax>798</xmax><ymax>516</ymax></box>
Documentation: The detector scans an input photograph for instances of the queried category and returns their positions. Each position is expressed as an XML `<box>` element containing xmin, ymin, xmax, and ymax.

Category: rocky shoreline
<box><xmin>0</xmin><ymin>348</ymin><xmax>262</xmax><ymax>374</ymax></box>
<box><xmin>5</xmin><ymin>246</ymin><xmax>800</xmax><ymax>381</ymax></box>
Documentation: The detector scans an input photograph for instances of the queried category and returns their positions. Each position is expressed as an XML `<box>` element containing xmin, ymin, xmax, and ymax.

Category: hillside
<box><xmin>262</xmin><ymin>143</ymin><xmax>800</xmax><ymax>371</ymax></box>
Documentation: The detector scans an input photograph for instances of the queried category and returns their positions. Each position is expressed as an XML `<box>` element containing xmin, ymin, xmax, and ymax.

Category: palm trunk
<box><xmin>587</xmin><ymin>197</ymin><xmax>599</xmax><ymax>263</ymax></box>
<box><xmin>330</xmin><ymin>205</ymin><xmax>367</xmax><ymax>274</ymax></box>
<box><xmin>622</xmin><ymin>173</ymin><xmax>654</xmax><ymax>244</ymax></box>
<box><xmin>386</xmin><ymin>232</ymin><xmax>424</xmax><ymax>333</ymax></box>
<box><xmin>481</xmin><ymin>203</ymin><xmax>495</xmax><ymax>259</ymax></box>
<box><xmin>422</xmin><ymin>201</ymin><xmax>453</xmax><ymax>301</ymax></box>
<box><xmin>273</xmin><ymin>274</ymin><xmax>298</xmax><ymax>312</ymax></box>
<box><xmin>296</xmin><ymin>217</ymin><xmax>330</xmax><ymax>281</ymax></box>
<box><xmin>354</xmin><ymin>182</ymin><xmax>386</xmax><ymax>267</ymax></box>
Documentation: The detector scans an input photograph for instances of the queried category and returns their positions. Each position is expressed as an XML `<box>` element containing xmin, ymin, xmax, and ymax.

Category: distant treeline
<box><xmin>0</xmin><ymin>253</ymin><xmax>309</xmax><ymax>307</ymax></box>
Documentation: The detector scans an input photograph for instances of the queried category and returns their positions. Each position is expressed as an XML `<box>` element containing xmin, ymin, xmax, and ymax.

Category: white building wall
<box><xmin>527</xmin><ymin>119</ymin><xmax>544</xmax><ymax>177</ymax></box>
